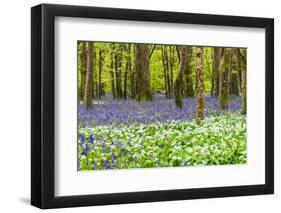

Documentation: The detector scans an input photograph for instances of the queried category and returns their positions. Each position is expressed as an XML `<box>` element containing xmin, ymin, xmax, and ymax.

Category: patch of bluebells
<box><xmin>78</xmin><ymin>93</ymin><xmax>242</xmax><ymax>128</ymax></box>
<box><xmin>78</xmin><ymin>93</ymin><xmax>245</xmax><ymax>170</ymax></box>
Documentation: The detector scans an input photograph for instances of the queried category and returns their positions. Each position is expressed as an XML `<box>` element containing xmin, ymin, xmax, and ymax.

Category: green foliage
<box><xmin>78</xmin><ymin>42</ymin><xmax>237</xmax><ymax>96</ymax></box>
<box><xmin>79</xmin><ymin>113</ymin><xmax>246</xmax><ymax>170</ymax></box>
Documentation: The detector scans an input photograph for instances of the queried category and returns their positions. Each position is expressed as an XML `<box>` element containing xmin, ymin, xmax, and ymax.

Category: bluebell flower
<box><xmin>81</xmin><ymin>151</ymin><xmax>87</xmax><ymax>156</ymax></box>
<box><xmin>92</xmin><ymin>162</ymin><xmax>98</xmax><ymax>169</ymax></box>
<box><xmin>79</xmin><ymin>134</ymin><xmax>85</xmax><ymax>144</ymax></box>
<box><xmin>89</xmin><ymin>134</ymin><xmax>94</xmax><ymax>145</ymax></box>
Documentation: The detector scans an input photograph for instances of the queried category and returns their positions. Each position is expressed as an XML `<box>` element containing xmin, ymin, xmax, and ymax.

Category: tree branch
<box><xmin>149</xmin><ymin>45</ymin><xmax>157</xmax><ymax>59</ymax></box>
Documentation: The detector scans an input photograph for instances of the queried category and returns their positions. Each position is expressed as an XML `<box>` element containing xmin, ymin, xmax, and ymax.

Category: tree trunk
<box><xmin>130</xmin><ymin>45</ymin><xmax>136</xmax><ymax>99</ymax></box>
<box><xmin>213</xmin><ymin>48</ymin><xmax>221</xmax><ymax>97</ymax></box>
<box><xmin>161</xmin><ymin>46</ymin><xmax>168</xmax><ymax>97</ymax></box>
<box><xmin>175</xmin><ymin>47</ymin><xmax>187</xmax><ymax>109</ymax></box>
<box><xmin>236</xmin><ymin>48</ymin><xmax>242</xmax><ymax>96</ymax></box>
<box><xmin>98</xmin><ymin>48</ymin><xmax>102</xmax><ymax>99</ymax></box>
<box><xmin>164</xmin><ymin>47</ymin><xmax>171</xmax><ymax>97</ymax></box>
<box><xmin>79</xmin><ymin>42</ymin><xmax>87</xmax><ymax>99</ymax></box>
<box><xmin>110</xmin><ymin>43</ymin><xmax>116</xmax><ymax>98</ymax></box>
<box><xmin>115</xmin><ymin>44</ymin><xmax>123</xmax><ymax>98</ymax></box>
<box><xmin>135</xmin><ymin>44</ymin><xmax>152</xmax><ymax>101</ymax></box>
<box><xmin>169</xmin><ymin>46</ymin><xmax>174</xmax><ymax>97</ymax></box>
<box><xmin>124</xmin><ymin>44</ymin><xmax>131</xmax><ymax>99</ymax></box>
<box><xmin>219</xmin><ymin>48</ymin><xmax>229</xmax><ymax>110</ymax></box>
<box><xmin>227</xmin><ymin>49</ymin><xmax>234</xmax><ymax>95</ymax></box>
<box><xmin>210</xmin><ymin>48</ymin><xmax>215</xmax><ymax>96</ymax></box>
<box><xmin>240</xmin><ymin>49</ymin><xmax>247</xmax><ymax>114</ymax></box>
<box><xmin>84</xmin><ymin>42</ymin><xmax>94</xmax><ymax>108</ymax></box>
<box><xmin>184</xmin><ymin>47</ymin><xmax>194</xmax><ymax>97</ymax></box>
<box><xmin>196</xmin><ymin>47</ymin><xmax>205</xmax><ymax>123</ymax></box>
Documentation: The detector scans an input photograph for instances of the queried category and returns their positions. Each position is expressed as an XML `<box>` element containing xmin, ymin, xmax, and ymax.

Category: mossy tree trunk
<box><xmin>79</xmin><ymin>42</ymin><xmax>87</xmax><ymax>99</ymax></box>
<box><xmin>239</xmin><ymin>49</ymin><xmax>247</xmax><ymax>114</ymax></box>
<box><xmin>161</xmin><ymin>46</ymin><xmax>168</xmax><ymax>97</ymax></box>
<box><xmin>130</xmin><ymin>45</ymin><xmax>136</xmax><ymax>99</ymax></box>
<box><xmin>184</xmin><ymin>47</ymin><xmax>194</xmax><ymax>97</ymax></box>
<box><xmin>161</xmin><ymin>46</ymin><xmax>171</xmax><ymax>98</ymax></box>
<box><xmin>175</xmin><ymin>47</ymin><xmax>187</xmax><ymax>109</ymax></box>
<box><xmin>115</xmin><ymin>44</ymin><xmax>123</xmax><ymax>98</ymax></box>
<box><xmin>84</xmin><ymin>42</ymin><xmax>94</xmax><ymax>108</ymax></box>
<box><xmin>226</xmin><ymin>49</ymin><xmax>234</xmax><ymax>95</ymax></box>
<box><xmin>196</xmin><ymin>47</ymin><xmax>205</xmax><ymax>123</ymax></box>
<box><xmin>135</xmin><ymin>44</ymin><xmax>152</xmax><ymax>101</ymax></box>
<box><xmin>169</xmin><ymin>46</ymin><xmax>175</xmax><ymax>97</ymax></box>
<box><xmin>219</xmin><ymin>48</ymin><xmax>229</xmax><ymax>110</ymax></box>
<box><xmin>97</xmin><ymin>48</ymin><xmax>103</xmax><ymax>99</ymax></box>
<box><xmin>124</xmin><ymin>44</ymin><xmax>131</xmax><ymax>99</ymax></box>
<box><xmin>235</xmin><ymin>48</ymin><xmax>242</xmax><ymax>96</ymax></box>
<box><xmin>210</xmin><ymin>48</ymin><xmax>215</xmax><ymax>96</ymax></box>
<box><xmin>110</xmin><ymin>43</ymin><xmax>116</xmax><ymax>98</ymax></box>
<box><xmin>213</xmin><ymin>47</ymin><xmax>221</xmax><ymax>97</ymax></box>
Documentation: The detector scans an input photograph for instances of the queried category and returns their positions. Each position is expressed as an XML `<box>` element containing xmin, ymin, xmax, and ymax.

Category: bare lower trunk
<box><xmin>196</xmin><ymin>47</ymin><xmax>205</xmax><ymax>123</ymax></box>
<box><xmin>135</xmin><ymin>44</ymin><xmax>152</xmax><ymax>101</ymax></box>
<box><xmin>240</xmin><ymin>49</ymin><xmax>247</xmax><ymax>114</ymax></box>
<box><xmin>115</xmin><ymin>44</ymin><xmax>123</xmax><ymax>98</ymax></box>
<box><xmin>169</xmin><ymin>46</ymin><xmax>174</xmax><ymax>97</ymax></box>
<box><xmin>175</xmin><ymin>47</ymin><xmax>187</xmax><ymax>109</ymax></box>
<box><xmin>110</xmin><ymin>43</ymin><xmax>116</xmax><ymax>98</ymax></box>
<box><xmin>184</xmin><ymin>47</ymin><xmax>194</xmax><ymax>97</ymax></box>
<box><xmin>79</xmin><ymin>42</ymin><xmax>87</xmax><ymax>99</ymax></box>
<box><xmin>236</xmin><ymin>48</ymin><xmax>242</xmax><ymax>96</ymax></box>
<box><xmin>213</xmin><ymin>48</ymin><xmax>221</xmax><ymax>97</ymax></box>
<box><xmin>84</xmin><ymin>42</ymin><xmax>94</xmax><ymax>108</ymax></box>
<box><xmin>161</xmin><ymin>46</ymin><xmax>168</xmax><ymax>97</ymax></box>
<box><xmin>98</xmin><ymin>49</ymin><xmax>102</xmax><ymax>99</ymax></box>
<box><xmin>219</xmin><ymin>48</ymin><xmax>229</xmax><ymax>110</ymax></box>
<box><xmin>124</xmin><ymin>44</ymin><xmax>131</xmax><ymax>99</ymax></box>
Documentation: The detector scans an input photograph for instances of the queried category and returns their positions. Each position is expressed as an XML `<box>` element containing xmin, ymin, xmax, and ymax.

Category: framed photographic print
<box><xmin>31</xmin><ymin>3</ymin><xmax>274</xmax><ymax>209</ymax></box>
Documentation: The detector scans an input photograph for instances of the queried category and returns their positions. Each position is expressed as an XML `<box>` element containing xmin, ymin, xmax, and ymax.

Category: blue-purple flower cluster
<box><xmin>78</xmin><ymin>93</ymin><xmax>241</xmax><ymax>128</ymax></box>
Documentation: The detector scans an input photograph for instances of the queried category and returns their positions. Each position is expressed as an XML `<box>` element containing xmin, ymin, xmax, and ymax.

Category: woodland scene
<box><xmin>78</xmin><ymin>41</ymin><xmax>247</xmax><ymax>170</ymax></box>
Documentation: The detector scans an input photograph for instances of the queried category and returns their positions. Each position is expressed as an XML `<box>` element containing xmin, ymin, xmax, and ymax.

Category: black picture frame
<box><xmin>31</xmin><ymin>3</ymin><xmax>274</xmax><ymax>209</ymax></box>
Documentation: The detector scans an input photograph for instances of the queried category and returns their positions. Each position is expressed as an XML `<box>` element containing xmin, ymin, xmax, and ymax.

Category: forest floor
<box><xmin>78</xmin><ymin>94</ymin><xmax>247</xmax><ymax>170</ymax></box>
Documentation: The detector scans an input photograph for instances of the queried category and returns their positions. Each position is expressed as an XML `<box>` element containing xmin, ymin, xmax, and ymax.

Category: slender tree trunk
<box><xmin>227</xmin><ymin>49</ymin><xmax>233</xmax><ymax>95</ymax></box>
<box><xmin>213</xmin><ymin>48</ymin><xmax>221</xmax><ymax>97</ymax></box>
<box><xmin>124</xmin><ymin>44</ymin><xmax>131</xmax><ymax>99</ymax></box>
<box><xmin>210</xmin><ymin>48</ymin><xmax>215</xmax><ymax>96</ymax></box>
<box><xmin>175</xmin><ymin>47</ymin><xmax>187</xmax><ymax>108</ymax></box>
<box><xmin>236</xmin><ymin>48</ymin><xmax>242</xmax><ymax>96</ymax></box>
<box><xmin>84</xmin><ymin>42</ymin><xmax>94</xmax><ymax>108</ymax></box>
<box><xmin>92</xmin><ymin>50</ymin><xmax>97</xmax><ymax>99</ymax></box>
<box><xmin>163</xmin><ymin>47</ymin><xmax>171</xmax><ymax>97</ymax></box>
<box><xmin>196</xmin><ymin>47</ymin><xmax>205</xmax><ymax>123</ymax></box>
<box><xmin>115</xmin><ymin>44</ymin><xmax>123</xmax><ymax>98</ymax></box>
<box><xmin>130</xmin><ymin>45</ymin><xmax>136</xmax><ymax>99</ymax></box>
<box><xmin>135</xmin><ymin>44</ymin><xmax>152</xmax><ymax>101</ymax></box>
<box><xmin>184</xmin><ymin>47</ymin><xmax>194</xmax><ymax>97</ymax></box>
<box><xmin>169</xmin><ymin>46</ymin><xmax>174</xmax><ymax>97</ymax></box>
<box><xmin>161</xmin><ymin>46</ymin><xmax>168</xmax><ymax>97</ymax></box>
<box><xmin>79</xmin><ymin>42</ymin><xmax>87</xmax><ymax>99</ymax></box>
<box><xmin>240</xmin><ymin>49</ymin><xmax>247</xmax><ymax>114</ymax></box>
<box><xmin>110</xmin><ymin>43</ymin><xmax>116</xmax><ymax>98</ymax></box>
<box><xmin>98</xmin><ymin>49</ymin><xmax>102</xmax><ymax>99</ymax></box>
<box><xmin>219</xmin><ymin>48</ymin><xmax>229</xmax><ymax>110</ymax></box>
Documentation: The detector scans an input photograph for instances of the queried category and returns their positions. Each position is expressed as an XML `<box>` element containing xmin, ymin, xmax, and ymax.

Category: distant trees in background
<box><xmin>78</xmin><ymin>41</ymin><xmax>247</xmax><ymax>117</ymax></box>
